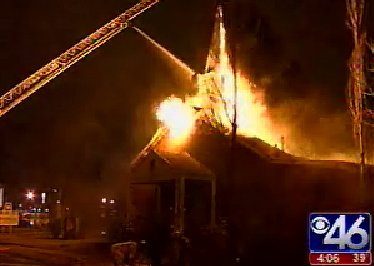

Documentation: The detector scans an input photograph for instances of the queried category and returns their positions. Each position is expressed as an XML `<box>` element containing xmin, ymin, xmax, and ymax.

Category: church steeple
<box><xmin>205</xmin><ymin>5</ymin><xmax>226</xmax><ymax>73</ymax></box>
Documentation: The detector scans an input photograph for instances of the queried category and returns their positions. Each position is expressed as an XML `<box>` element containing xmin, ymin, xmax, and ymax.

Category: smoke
<box><xmin>269</xmin><ymin>93</ymin><xmax>358</xmax><ymax>161</ymax></box>
<box><xmin>223</xmin><ymin>0</ymin><xmax>357</xmax><ymax>161</ymax></box>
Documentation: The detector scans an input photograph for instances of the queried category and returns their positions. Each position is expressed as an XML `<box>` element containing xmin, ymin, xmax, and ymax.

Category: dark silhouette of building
<box><xmin>129</xmin><ymin>121</ymin><xmax>374</xmax><ymax>265</ymax></box>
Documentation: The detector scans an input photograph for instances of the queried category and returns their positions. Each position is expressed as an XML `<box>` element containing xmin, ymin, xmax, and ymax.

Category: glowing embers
<box><xmin>156</xmin><ymin>96</ymin><xmax>196</xmax><ymax>147</ymax></box>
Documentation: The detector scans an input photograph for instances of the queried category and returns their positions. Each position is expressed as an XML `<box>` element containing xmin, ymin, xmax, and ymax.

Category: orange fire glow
<box><xmin>156</xmin><ymin>7</ymin><xmax>281</xmax><ymax>149</ymax></box>
<box><xmin>156</xmin><ymin>96</ymin><xmax>195</xmax><ymax>146</ymax></box>
<box><xmin>153</xmin><ymin>7</ymin><xmax>359</xmax><ymax>163</ymax></box>
<box><xmin>212</xmin><ymin>9</ymin><xmax>279</xmax><ymax>145</ymax></box>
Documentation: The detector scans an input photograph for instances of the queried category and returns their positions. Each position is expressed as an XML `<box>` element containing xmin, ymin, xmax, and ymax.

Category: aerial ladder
<box><xmin>0</xmin><ymin>0</ymin><xmax>160</xmax><ymax>118</ymax></box>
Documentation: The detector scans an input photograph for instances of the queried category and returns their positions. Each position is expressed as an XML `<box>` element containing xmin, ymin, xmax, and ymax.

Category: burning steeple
<box><xmin>153</xmin><ymin>5</ymin><xmax>281</xmax><ymax>150</ymax></box>
<box><xmin>205</xmin><ymin>6</ymin><xmax>225</xmax><ymax>73</ymax></box>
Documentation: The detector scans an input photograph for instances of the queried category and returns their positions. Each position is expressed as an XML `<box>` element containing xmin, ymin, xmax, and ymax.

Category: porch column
<box><xmin>125</xmin><ymin>182</ymin><xmax>132</xmax><ymax>222</ymax></box>
<box><xmin>210</xmin><ymin>178</ymin><xmax>216</xmax><ymax>227</ymax></box>
<box><xmin>180</xmin><ymin>177</ymin><xmax>185</xmax><ymax>233</ymax></box>
<box><xmin>174</xmin><ymin>177</ymin><xmax>185</xmax><ymax>234</ymax></box>
<box><xmin>155</xmin><ymin>185</ymin><xmax>161</xmax><ymax>217</ymax></box>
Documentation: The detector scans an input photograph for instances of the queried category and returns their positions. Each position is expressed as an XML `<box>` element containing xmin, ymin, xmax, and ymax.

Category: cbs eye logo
<box><xmin>311</xmin><ymin>217</ymin><xmax>331</xmax><ymax>234</ymax></box>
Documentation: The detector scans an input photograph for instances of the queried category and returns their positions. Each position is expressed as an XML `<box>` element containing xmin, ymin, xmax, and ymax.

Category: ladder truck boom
<box><xmin>0</xmin><ymin>0</ymin><xmax>160</xmax><ymax>118</ymax></box>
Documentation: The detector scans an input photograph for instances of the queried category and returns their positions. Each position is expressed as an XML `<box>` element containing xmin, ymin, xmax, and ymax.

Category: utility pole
<box><xmin>230</xmin><ymin>22</ymin><xmax>238</xmax><ymax>180</ymax></box>
<box><xmin>225</xmin><ymin>0</ymin><xmax>238</xmax><ymax>217</ymax></box>
<box><xmin>232</xmin><ymin>0</ymin><xmax>238</xmax><ymax>177</ymax></box>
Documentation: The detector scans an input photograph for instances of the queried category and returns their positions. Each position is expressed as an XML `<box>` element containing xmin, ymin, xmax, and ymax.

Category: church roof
<box><xmin>236</xmin><ymin>136</ymin><xmax>298</xmax><ymax>162</ymax></box>
<box><xmin>154</xmin><ymin>150</ymin><xmax>214</xmax><ymax>178</ymax></box>
<box><xmin>130</xmin><ymin>122</ymin><xmax>366</xmax><ymax>179</ymax></box>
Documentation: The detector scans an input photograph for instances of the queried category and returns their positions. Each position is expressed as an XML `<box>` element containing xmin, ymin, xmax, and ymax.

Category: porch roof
<box><xmin>130</xmin><ymin>150</ymin><xmax>215</xmax><ymax>184</ymax></box>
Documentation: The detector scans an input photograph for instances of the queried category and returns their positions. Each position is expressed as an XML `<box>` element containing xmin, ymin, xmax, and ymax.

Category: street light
<box><xmin>26</xmin><ymin>191</ymin><xmax>35</xmax><ymax>200</ymax></box>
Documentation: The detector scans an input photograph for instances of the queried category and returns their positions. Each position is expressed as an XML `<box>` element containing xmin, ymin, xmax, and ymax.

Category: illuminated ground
<box><xmin>0</xmin><ymin>228</ymin><xmax>112</xmax><ymax>266</ymax></box>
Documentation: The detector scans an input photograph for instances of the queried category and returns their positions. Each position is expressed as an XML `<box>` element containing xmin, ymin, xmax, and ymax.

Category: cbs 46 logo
<box><xmin>311</xmin><ymin>215</ymin><xmax>369</xmax><ymax>250</ymax></box>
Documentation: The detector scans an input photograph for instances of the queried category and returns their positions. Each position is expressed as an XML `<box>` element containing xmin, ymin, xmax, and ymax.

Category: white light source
<box><xmin>0</xmin><ymin>187</ymin><xmax>4</xmax><ymax>208</ymax></box>
<box><xmin>110</xmin><ymin>199</ymin><xmax>115</xmax><ymax>204</ymax></box>
<box><xmin>41</xmin><ymin>193</ymin><xmax>46</xmax><ymax>204</ymax></box>
<box><xmin>101</xmin><ymin>198</ymin><xmax>107</xmax><ymax>204</ymax></box>
<box><xmin>26</xmin><ymin>191</ymin><xmax>35</xmax><ymax>200</ymax></box>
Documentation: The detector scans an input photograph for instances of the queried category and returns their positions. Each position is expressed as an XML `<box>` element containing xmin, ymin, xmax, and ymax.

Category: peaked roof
<box><xmin>154</xmin><ymin>150</ymin><xmax>214</xmax><ymax>178</ymax></box>
<box><xmin>129</xmin><ymin>120</ymin><xmax>374</xmax><ymax>186</ymax></box>
<box><xmin>190</xmin><ymin>120</ymin><xmax>299</xmax><ymax>162</ymax></box>
<box><xmin>237</xmin><ymin>136</ymin><xmax>299</xmax><ymax>162</ymax></box>
<box><xmin>130</xmin><ymin>147</ymin><xmax>214</xmax><ymax>183</ymax></box>
<box><xmin>130</xmin><ymin>126</ymin><xmax>168</xmax><ymax>168</ymax></box>
<box><xmin>130</xmin><ymin>121</ymin><xmax>299</xmax><ymax>171</ymax></box>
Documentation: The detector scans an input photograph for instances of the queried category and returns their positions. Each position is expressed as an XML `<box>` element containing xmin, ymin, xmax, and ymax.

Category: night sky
<box><xmin>0</xmin><ymin>0</ymin><xmax>359</xmax><ymax>186</ymax></box>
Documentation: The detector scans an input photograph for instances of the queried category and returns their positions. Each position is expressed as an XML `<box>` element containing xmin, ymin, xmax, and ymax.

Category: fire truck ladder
<box><xmin>0</xmin><ymin>0</ymin><xmax>160</xmax><ymax>118</ymax></box>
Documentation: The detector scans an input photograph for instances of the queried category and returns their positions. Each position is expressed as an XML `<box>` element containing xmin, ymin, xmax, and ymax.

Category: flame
<box><xmin>214</xmin><ymin>16</ymin><xmax>278</xmax><ymax>144</ymax></box>
<box><xmin>156</xmin><ymin>6</ymin><xmax>281</xmax><ymax>149</ymax></box>
<box><xmin>156</xmin><ymin>96</ymin><xmax>195</xmax><ymax>146</ymax></box>
<box><xmin>228</xmin><ymin>75</ymin><xmax>279</xmax><ymax>145</ymax></box>
<box><xmin>215</xmin><ymin>9</ymin><xmax>279</xmax><ymax>145</ymax></box>
<box><xmin>153</xmin><ymin>7</ymin><xmax>358</xmax><ymax>162</ymax></box>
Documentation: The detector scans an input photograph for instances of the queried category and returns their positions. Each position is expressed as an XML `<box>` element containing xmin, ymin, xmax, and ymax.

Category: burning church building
<box><xmin>129</xmin><ymin>120</ymin><xmax>374</xmax><ymax>265</ymax></box>
<box><xmin>127</xmin><ymin>5</ymin><xmax>374</xmax><ymax>266</ymax></box>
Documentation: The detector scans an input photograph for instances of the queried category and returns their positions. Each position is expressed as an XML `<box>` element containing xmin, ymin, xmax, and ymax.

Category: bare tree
<box><xmin>346</xmin><ymin>0</ymin><xmax>366</xmax><ymax>140</ymax></box>
<box><xmin>346</xmin><ymin>0</ymin><xmax>373</xmax><ymax>205</ymax></box>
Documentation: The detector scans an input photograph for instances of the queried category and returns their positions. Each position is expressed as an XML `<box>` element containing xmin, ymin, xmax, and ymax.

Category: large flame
<box><xmin>156</xmin><ymin>96</ymin><xmax>195</xmax><ymax>146</ymax></box>
<box><xmin>156</xmin><ymin>6</ymin><xmax>281</xmax><ymax>149</ymax></box>
<box><xmin>153</xmin><ymin>7</ymin><xmax>359</xmax><ymax>162</ymax></box>
<box><xmin>213</xmin><ymin>16</ymin><xmax>278</xmax><ymax>144</ymax></box>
